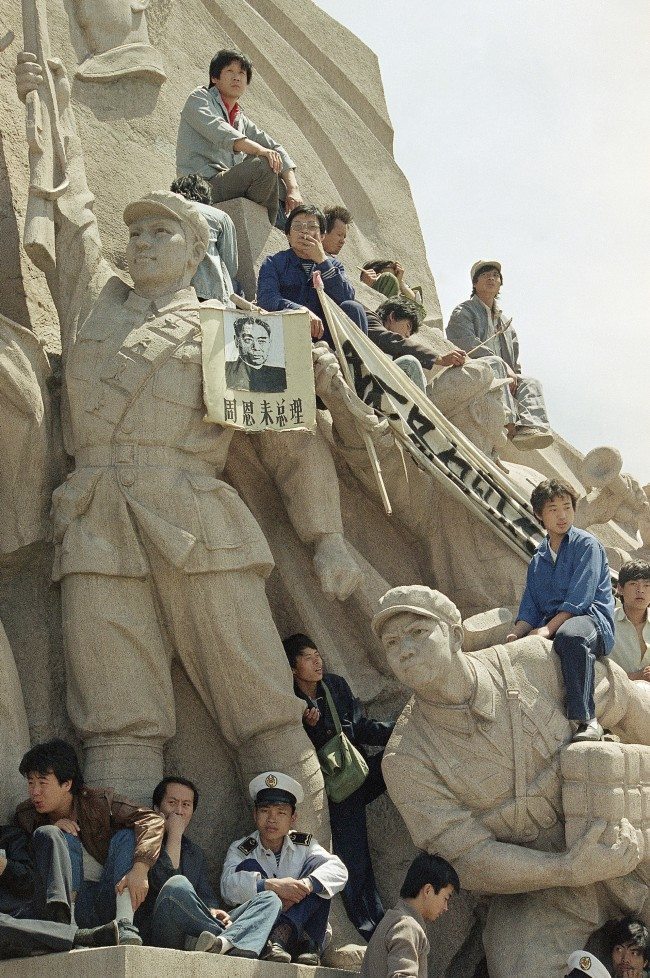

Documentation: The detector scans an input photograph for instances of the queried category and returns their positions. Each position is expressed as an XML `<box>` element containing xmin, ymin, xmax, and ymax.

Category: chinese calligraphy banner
<box><xmin>319</xmin><ymin>291</ymin><xmax>545</xmax><ymax>563</ymax></box>
<box><xmin>201</xmin><ymin>307</ymin><xmax>317</xmax><ymax>432</ymax></box>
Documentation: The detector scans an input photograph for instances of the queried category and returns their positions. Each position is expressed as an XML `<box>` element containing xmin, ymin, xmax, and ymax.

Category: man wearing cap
<box><xmin>15</xmin><ymin>53</ymin><xmax>324</xmax><ymax>822</ymax></box>
<box><xmin>447</xmin><ymin>261</ymin><xmax>553</xmax><ymax>451</ymax></box>
<box><xmin>565</xmin><ymin>950</ymin><xmax>612</xmax><ymax>978</ymax></box>
<box><xmin>372</xmin><ymin>584</ymin><xmax>650</xmax><ymax>978</ymax></box>
<box><xmin>221</xmin><ymin>773</ymin><xmax>347</xmax><ymax>966</ymax></box>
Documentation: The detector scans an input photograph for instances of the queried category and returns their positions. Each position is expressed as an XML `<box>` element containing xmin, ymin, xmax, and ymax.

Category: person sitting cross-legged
<box><xmin>14</xmin><ymin>739</ymin><xmax>163</xmax><ymax>947</ymax></box>
<box><xmin>138</xmin><ymin>776</ymin><xmax>281</xmax><ymax>957</ymax></box>
<box><xmin>221</xmin><ymin>772</ymin><xmax>347</xmax><ymax>966</ymax></box>
<box><xmin>367</xmin><ymin>298</ymin><xmax>466</xmax><ymax>392</ymax></box>
<box><xmin>257</xmin><ymin>204</ymin><xmax>369</xmax><ymax>347</ymax></box>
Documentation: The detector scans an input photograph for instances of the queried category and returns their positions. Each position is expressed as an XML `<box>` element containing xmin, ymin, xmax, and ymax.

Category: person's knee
<box><xmin>340</xmin><ymin>300</ymin><xmax>368</xmax><ymax>334</ymax></box>
<box><xmin>32</xmin><ymin>824</ymin><xmax>65</xmax><ymax>848</ymax></box>
<box><xmin>249</xmin><ymin>156</ymin><xmax>278</xmax><ymax>191</ymax></box>
<box><xmin>257</xmin><ymin>889</ymin><xmax>282</xmax><ymax>913</ymax></box>
<box><xmin>158</xmin><ymin>875</ymin><xmax>194</xmax><ymax>903</ymax></box>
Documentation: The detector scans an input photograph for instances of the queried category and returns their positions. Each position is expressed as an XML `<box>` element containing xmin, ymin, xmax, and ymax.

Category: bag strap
<box><xmin>321</xmin><ymin>682</ymin><xmax>343</xmax><ymax>736</ymax></box>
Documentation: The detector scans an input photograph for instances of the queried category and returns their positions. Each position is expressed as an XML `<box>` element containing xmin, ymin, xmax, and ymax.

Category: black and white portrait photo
<box><xmin>225</xmin><ymin>315</ymin><xmax>287</xmax><ymax>393</ymax></box>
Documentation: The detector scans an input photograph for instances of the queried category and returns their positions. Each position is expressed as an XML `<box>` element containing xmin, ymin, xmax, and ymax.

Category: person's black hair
<box><xmin>530</xmin><ymin>478</ymin><xmax>578</xmax><ymax>519</ymax></box>
<box><xmin>400</xmin><ymin>852</ymin><xmax>460</xmax><ymax>898</ymax></box>
<box><xmin>362</xmin><ymin>258</ymin><xmax>396</xmax><ymax>276</ymax></box>
<box><xmin>19</xmin><ymin>739</ymin><xmax>84</xmax><ymax>794</ymax></box>
<box><xmin>209</xmin><ymin>49</ymin><xmax>253</xmax><ymax>88</ymax></box>
<box><xmin>376</xmin><ymin>298</ymin><xmax>423</xmax><ymax>335</ymax></box>
<box><xmin>152</xmin><ymin>776</ymin><xmax>200</xmax><ymax>812</ymax></box>
<box><xmin>170</xmin><ymin>174</ymin><xmax>212</xmax><ymax>205</ymax></box>
<box><xmin>470</xmin><ymin>263</ymin><xmax>503</xmax><ymax>298</ymax></box>
<box><xmin>285</xmin><ymin>204</ymin><xmax>326</xmax><ymax>236</ymax></box>
<box><xmin>618</xmin><ymin>559</ymin><xmax>650</xmax><ymax>588</ymax></box>
<box><xmin>607</xmin><ymin>916</ymin><xmax>649</xmax><ymax>960</ymax></box>
<box><xmin>233</xmin><ymin>316</ymin><xmax>271</xmax><ymax>339</ymax></box>
<box><xmin>282</xmin><ymin>633</ymin><xmax>317</xmax><ymax>669</ymax></box>
<box><xmin>323</xmin><ymin>205</ymin><xmax>352</xmax><ymax>233</ymax></box>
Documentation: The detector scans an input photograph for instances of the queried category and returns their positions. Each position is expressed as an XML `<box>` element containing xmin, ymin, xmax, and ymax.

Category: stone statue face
<box><xmin>379</xmin><ymin>610</ymin><xmax>454</xmax><ymax>689</ymax></box>
<box><xmin>467</xmin><ymin>385</ymin><xmax>508</xmax><ymax>453</ymax></box>
<box><xmin>72</xmin><ymin>0</ymin><xmax>147</xmax><ymax>53</ymax></box>
<box><xmin>126</xmin><ymin>214</ymin><xmax>195</xmax><ymax>294</ymax></box>
<box><xmin>235</xmin><ymin>321</ymin><xmax>271</xmax><ymax>368</ymax></box>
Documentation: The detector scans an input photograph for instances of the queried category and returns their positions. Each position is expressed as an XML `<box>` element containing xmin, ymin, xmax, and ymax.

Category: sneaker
<box><xmin>572</xmin><ymin>721</ymin><xmax>604</xmax><ymax>743</ymax></box>
<box><xmin>510</xmin><ymin>426</ymin><xmax>554</xmax><ymax>451</ymax></box>
<box><xmin>74</xmin><ymin>921</ymin><xmax>120</xmax><ymax>948</ymax></box>
<box><xmin>185</xmin><ymin>931</ymin><xmax>226</xmax><ymax>953</ymax></box>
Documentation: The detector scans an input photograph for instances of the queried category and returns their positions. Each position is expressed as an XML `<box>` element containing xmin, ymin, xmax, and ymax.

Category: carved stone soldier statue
<box><xmin>71</xmin><ymin>0</ymin><xmax>166</xmax><ymax>83</ymax></box>
<box><xmin>15</xmin><ymin>53</ymin><xmax>324</xmax><ymax>827</ymax></box>
<box><xmin>373</xmin><ymin>584</ymin><xmax>650</xmax><ymax>978</ymax></box>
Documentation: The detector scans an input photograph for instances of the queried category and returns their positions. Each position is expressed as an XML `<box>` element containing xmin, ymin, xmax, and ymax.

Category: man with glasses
<box><xmin>447</xmin><ymin>260</ymin><xmax>553</xmax><ymax>451</ymax></box>
<box><xmin>257</xmin><ymin>204</ymin><xmax>369</xmax><ymax>347</ymax></box>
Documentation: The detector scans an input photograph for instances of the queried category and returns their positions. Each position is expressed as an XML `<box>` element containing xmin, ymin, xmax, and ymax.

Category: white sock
<box><xmin>115</xmin><ymin>889</ymin><xmax>134</xmax><ymax>924</ymax></box>
<box><xmin>218</xmin><ymin>937</ymin><xmax>233</xmax><ymax>954</ymax></box>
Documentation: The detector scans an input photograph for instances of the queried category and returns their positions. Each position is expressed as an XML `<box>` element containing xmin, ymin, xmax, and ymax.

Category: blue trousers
<box><xmin>66</xmin><ymin>828</ymin><xmax>136</xmax><ymax>928</ymax></box>
<box><xmin>321</xmin><ymin>300</ymin><xmax>369</xmax><ymax>348</ymax></box>
<box><xmin>0</xmin><ymin>826</ymin><xmax>77</xmax><ymax>957</ymax></box>
<box><xmin>553</xmin><ymin>615</ymin><xmax>605</xmax><ymax>722</ymax></box>
<box><xmin>235</xmin><ymin>854</ymin><xmax>331</xmax><ymax>949</ymax></box>
<box><xmin>329</xmin><ymin>751</ymin><xmax>386</xmax><ymax>940</ymax></box>
<box><xmin>150</xmin><ymin>876</ymin><xmax>281</xmax><ymax>953</ymax></box>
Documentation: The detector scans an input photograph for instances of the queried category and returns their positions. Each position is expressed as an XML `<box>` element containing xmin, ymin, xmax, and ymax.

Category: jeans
<box><xmin>66</xmin><ymin>828</ymin><xmax>135</xmax><ymax>928</ymax></box>
<box><xmin>394</xmin><ymin>354</ymin><xmax>427</xmax><ymax>393</ymax></box>
<box><xmin>553</xmin><ymin>615</ymin><xmax>605</xmax><ymax>722</ymax></box>
<box><xmin>150</xmin><ymin>876</ymin><xmax>281</xmax><ymax>953</ymax></box>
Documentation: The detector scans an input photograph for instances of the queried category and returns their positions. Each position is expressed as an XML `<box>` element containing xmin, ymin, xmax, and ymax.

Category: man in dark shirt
<box><xmin>283</xmin><ymin>633</ymin><xmax>395</xmax><ymax>941</ymax></box>
<box><xmin>139</xmin><ymin>776</ymin><xmax>281</xmax><ymax>956</ymax></box>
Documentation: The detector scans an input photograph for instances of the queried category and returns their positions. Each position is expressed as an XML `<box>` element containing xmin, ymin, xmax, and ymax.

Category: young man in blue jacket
<box><xmin>506</xmin><ymin>479</ymin><xmax>615</xmax><ymax>742</ymax></box>
<box><xmin>257</xmin><ymin>204</ymin><xmax>369</xmax><ymax>347</ymax></box>
<box><xmin>284</xmin><ymin>633</ymin><xmax>394</xmax><ymax>940</ymax></box>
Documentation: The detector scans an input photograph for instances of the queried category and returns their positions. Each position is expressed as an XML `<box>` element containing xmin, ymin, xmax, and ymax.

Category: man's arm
<box><xmin>366</xmin><ymin>313</ymin><xmax>437</xmax><ymax>369</ymax></box>
<box><xmin>110</xmin><ymin>795</ymin><xmax>165</xmax><ymax>911</ymax></box>
<box><xmin>320</xmin><ymin>256</ymin><xmax>356</xmax><ymax>307</ymax></box>
<box><xmin>557</xmin><ymin>535</ymin><xmax>611</xmax><ymax>620</ymax></box>
<box><xmin>257</xmin><ymin>255</ymin><xmax>304</xmax><ymax>313</ymax></box>
<box><xmin>0</xmin><ymin>827</ymin><xmax>36</xmax><ymax>899</ymax></box>
<box><xmin>385</xmin><ymin>917</ymin><xmax>427</xmax><ymax>978</ymax></box>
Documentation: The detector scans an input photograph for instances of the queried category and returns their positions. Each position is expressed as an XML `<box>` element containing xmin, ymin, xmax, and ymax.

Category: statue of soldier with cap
<box><xmin>221</xmin><ymin>772</ymin><xmax>347</xmax><ymax>966</ymax></box>
<box><xmin>14</xmin><ymin>52</ymin><xmax>323</xmax><ymax>824</ymax></box>
<box><xmin>372</xmin><ymin>584</ymin><xmax>650</xmax><ymax>978</ymax></box>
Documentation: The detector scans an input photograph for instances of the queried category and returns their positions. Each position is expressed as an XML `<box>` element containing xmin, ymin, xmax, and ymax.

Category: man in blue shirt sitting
<box><xmin>257</xmin><ymin>204</ymin><xmax>369</xmax><ymax>347</ymax></box>
<box><xmin>507</xmin><ymin>479</ymin><xmax>615</xmax><ymax>742</ymax></box>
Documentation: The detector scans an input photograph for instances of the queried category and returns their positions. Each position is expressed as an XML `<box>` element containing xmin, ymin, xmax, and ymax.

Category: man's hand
<box><xmin>299</xmin><ymin>232</ymin><xmax>326</xmax><ymax>265</ymax></box>
<box><xmin>305</xmin><ymin>309</ymin><xmax>324</xmax><ymax>340</ymax></box>
<box><xmin>360</xmin><ymin>268</ymin><xmax>377</xmax><ymax>287</ymax></box>
<box><xmin>303</xmin><ymin>706</ymin><xmax>321</xmax><ymax>727</ymax></box>
<box><xmin>438</xmin><ymin>349</ymin><xmax>467</xmax><ymax>368</ymax></box>
<box><xmin>54</xmin><ymin>818</ymin><xmax>80</xmax><ymax>836</ymax></box>
<box><xmin>116</xmin><ymin>861</ymin><xmax>150</xmax><ymax>912</ymax></box>
<box><xmin>284</xmin><ymin>189</ymin><xmax>303</xmax><ymax>214</ymax></box>
<box><xmin>565</xmin><ymin>819</ymin><xmax>642</xmax><ymax>887</ymax></box>
<box><xmin>265</xmin><ymin>876</ymin><xmax>311</xmax><ymax>909</ymax></box>
<box><xmin>164</xmin><ymin>813</ymin><xmax>185</xmax><ymax>840</ymax></box>
<box><xmin>393</xmin><ymin>261</ymin><xmax>405</xmax><ymax>282</ymax></box>
<box><xmin>259</xmin><ymin>147</ymin><xmax>282</xmax><ymax>174</ymax></box>
<box><xmin>210</xmin><ymin>908</ymin><xmax>231</xmax><ymax>926</ymax></box>
<box><xmin>629</xmin><ymin>666</ymin><xmax>650</xmax><ymax>682</ymax></box>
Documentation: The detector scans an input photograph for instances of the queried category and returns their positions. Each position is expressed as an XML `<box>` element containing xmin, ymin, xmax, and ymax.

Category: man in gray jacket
<box><xmin>177</xmin><ymin>49</ymin><xmax>303</xmax><ymax>226</ymax></box>
<box><xmin>447</xmin><ymin>260</ymin><xmax>553</xmax><ymax>451</ymax></box>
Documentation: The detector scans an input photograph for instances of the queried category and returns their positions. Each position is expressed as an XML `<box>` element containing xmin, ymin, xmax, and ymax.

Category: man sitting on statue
<box><xmin>610</xmin><ymin>559</ymin><xmax>650</xmax><ymax>682</ymax></box>
<box><xmin>257</xmin><ymin>204</ymin><xmax>369</xmax><ymax>347</ymax></box>
<box><xmin>221</xmin><ymin>772</ymin><xmax>347</xmax><ymax>966</ymax></box>
<box><xmin>135</xmin><ymin>776</ymin><xmax>281</xmax><ymax>956</ymax></box>
<box><xmin>12</xmin><ymin>739</ymin><xmax>162</xmax><ymax>949</ymax></box>
<box><xmin>447</xmin><ymin>259</ymin><xmax>553</xmax><ymax>451</ymax></box>
<box><xmin>367</xmin><ymin>298</ymin><xmax>466</xmax><ymax>392</ymax></box>
<box><xmin>177</xmin><ymin>49</ymin><xmax>302</xmax><ymax>229</ymax></box>
<box><xmin>506</xmin><ymin>479</ymin><xmax>616</xmax><ymax>742</ymax></box>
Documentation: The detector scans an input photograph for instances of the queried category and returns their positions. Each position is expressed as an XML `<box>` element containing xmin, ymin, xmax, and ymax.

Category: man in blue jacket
<box><xmin>257</xmin><ymin>205</ymin><xmax>369</xmax><ymax>347</ymax></box>
<box><xmin>283</xmin><ymin>633</ymin><xmax>395</xmax><ymax>940</ymax></box>
<box><xmin>139</xmin><ymin>777</ymin><xmax>281</xmax><ymax>956</ymax></box>
<box><xmin>506</xmin><ymin>479</ymin><xmax>615</xmax><ymax>742</ymax></box>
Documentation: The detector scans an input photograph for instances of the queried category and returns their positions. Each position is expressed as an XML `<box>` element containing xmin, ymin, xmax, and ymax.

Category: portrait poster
<box><xmin>201</xmin><ymin>307</ymin><xmax>317</xmax><ymax>432</ymax></box>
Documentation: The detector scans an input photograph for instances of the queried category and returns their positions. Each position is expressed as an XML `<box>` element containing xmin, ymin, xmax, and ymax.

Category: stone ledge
<box><xmin>0</xmin><ymin>945</ymin><xmax>357</xmax><ymax>978</ymax></box>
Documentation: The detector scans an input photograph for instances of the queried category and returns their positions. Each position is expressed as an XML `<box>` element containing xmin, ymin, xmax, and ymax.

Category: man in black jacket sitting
<box><xmin>137</xmin><ymin>776</ymin><xmax>281</xmax><ymax>956</ymax></box>
<box><xmin>283</xmin><ymin>633</ymin><xmax>395</xmax><ymax>941</ymax></box>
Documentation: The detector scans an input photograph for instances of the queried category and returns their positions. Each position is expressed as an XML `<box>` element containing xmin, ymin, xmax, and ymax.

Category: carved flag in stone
<box><xmin>201</xmin><ymin>307</ymin><xmax>317</xmax><ymax>432</ymax></box>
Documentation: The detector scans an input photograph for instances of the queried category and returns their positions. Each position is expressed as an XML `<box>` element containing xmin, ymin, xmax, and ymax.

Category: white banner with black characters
<box><xmin>319</xmin><ymin>291</ymin><xmax>545</xmax><ymax>562</ymax></box>
<box><xmin>201</xmin><ymin>307</ymin><xmax>317</xmax><ymax>432</ymax></box>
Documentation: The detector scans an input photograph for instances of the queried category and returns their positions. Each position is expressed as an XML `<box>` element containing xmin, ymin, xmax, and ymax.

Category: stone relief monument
<box><xmin>374</xmin><ymin>585</ymin><xmax>650</xmax><ymax>978</ymax></box>
<box><xmin>0</xmin><ymin>0</ymin><xmax>647</xmax><ymax>975</ymax></box>
<box><xmin>70</xmin><ymin>0</ymin><xmax>166</xmax><ymax>83</ymax></box>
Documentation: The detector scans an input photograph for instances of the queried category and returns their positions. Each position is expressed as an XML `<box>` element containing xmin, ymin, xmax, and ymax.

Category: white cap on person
<box><xmin>249</xmin><ymin>771</ymin><xmax>304</xmax><ymax>807</ymax></box>
<box><xmin>565</xmin><ymin>951</ymin><xmax>611</xmax><ymax>978</ymax></box>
